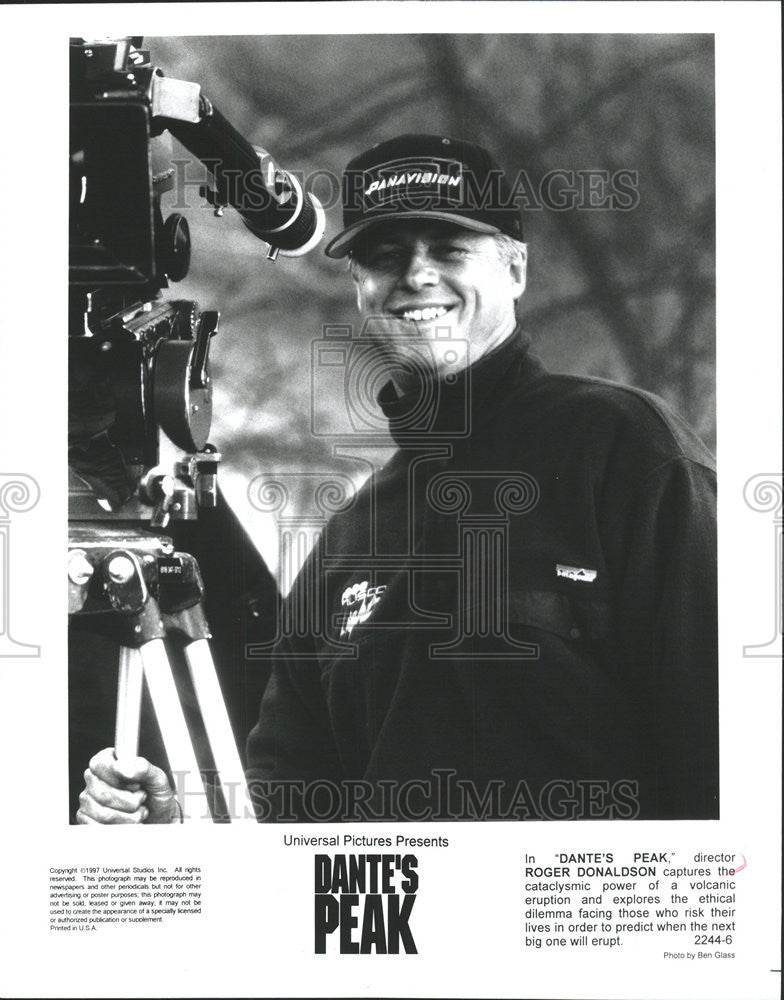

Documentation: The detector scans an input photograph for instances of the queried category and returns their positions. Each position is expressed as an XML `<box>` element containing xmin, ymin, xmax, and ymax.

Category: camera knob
<box><xmin>68</xmin><ymin>549</ymin><xmax>94</xmax><ymax>586</ymax></box>
<box><xmin>106</xmin><ymin>554</ymin><xmax>136</xmax><ymax>585</ymax></box>
<box><xmin>160</xmin><ymin>213</ymin><xmax>191</xmax><ymax>282</ymax></box>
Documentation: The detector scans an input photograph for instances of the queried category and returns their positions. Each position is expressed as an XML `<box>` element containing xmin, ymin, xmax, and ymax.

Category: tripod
<box><xmin>69</xmin><ymin>525</ymin><xmax>255</xmax><ymax>822</ymax></box>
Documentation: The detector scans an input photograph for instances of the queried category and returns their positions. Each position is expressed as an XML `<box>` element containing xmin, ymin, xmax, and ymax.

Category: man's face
<box><xmin>349</xmin><ymin>220</ymin><xmax>526</xmax><ymax>381</ymax></box>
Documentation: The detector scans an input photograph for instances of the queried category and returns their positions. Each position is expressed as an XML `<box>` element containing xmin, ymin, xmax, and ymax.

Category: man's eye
<box><xmin>369</xmin><ymin>248</ymin><xmax>404</xmax><ymax>265</ymax></box>
<box><xmin>436</xmin><ymin>245</ymin><xmax>469</xmax><ymax>258</ymax></box>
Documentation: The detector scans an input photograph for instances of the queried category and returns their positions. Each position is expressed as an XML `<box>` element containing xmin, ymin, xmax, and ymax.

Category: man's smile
<box><xmin>387</xmin><ymin>304</ymin><xmax>456</xmax><ymax>322</ymax></box>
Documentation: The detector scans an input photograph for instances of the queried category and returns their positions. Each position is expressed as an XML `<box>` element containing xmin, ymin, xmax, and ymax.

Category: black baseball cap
<box><xmin>324</xmin><ymin>133</ymin><xmax>524</xmax><ymax>258</ymax></box>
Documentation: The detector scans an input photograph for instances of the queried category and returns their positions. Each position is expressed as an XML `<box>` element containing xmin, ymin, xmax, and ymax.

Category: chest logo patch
<box><xmin>340</xmin><ymin>580</ymin><xmax>388</xmax><ymax>638</ymax></box>
<box><xmin>556</xmin><ymin>564</ymin><xmax>597</xmax><ymax>583</ymax></box>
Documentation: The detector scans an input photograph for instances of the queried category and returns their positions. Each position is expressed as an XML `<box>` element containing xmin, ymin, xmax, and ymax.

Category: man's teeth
<box><xmin>400</xmin><ymin>306</ymin><xmax>450</xmax><ymax>322</ymax></box>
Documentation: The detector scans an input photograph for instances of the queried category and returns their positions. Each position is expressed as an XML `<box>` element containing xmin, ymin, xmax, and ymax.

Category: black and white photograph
<box><xmin>1</xmin><ymin>3</ymin><xmax>781</xmax><ymax>998</ymax></box>
<box><xmin>69</xmin><ymin>31</ymin><xmax>718</xmax><ymax>826</ymax></box>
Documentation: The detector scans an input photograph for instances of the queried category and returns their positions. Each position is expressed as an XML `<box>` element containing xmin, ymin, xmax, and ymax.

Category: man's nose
<box><xmin>399</xmin><ymin>251</ymin><xmax>439</xmax><ymax>290</ymax></box>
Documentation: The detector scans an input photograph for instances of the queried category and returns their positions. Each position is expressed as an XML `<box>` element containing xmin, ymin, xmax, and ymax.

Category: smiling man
<box><xmin>344</xmin><ymin>217</ymin><xmax>525</xmax><ymax>386</ymax></box>
<box><xmin>77</xmin><ymin>134</ymin><xmax>719</xmax><ymax>824</ymax></box>
<box><xmin>243</xmin><ymin>134</ymin><xmax>719</xmax><ymax>823</ymax></box>
<box><xmin>328</xmin><ymin>135</ymin><xmax>528</xmax><ymax>386</ymax></box>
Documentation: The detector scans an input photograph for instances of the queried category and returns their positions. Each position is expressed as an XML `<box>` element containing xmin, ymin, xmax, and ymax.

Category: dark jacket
<box><xmin>246</xmin><ymin>331</ymin><xmax>718</xmax><ymax>821</ymax></box>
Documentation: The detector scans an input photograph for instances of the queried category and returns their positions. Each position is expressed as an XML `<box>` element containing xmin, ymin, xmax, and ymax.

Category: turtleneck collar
<box><xmin>376</xmin><ymin>325</ymin><xmax>545</xmax><ymax>445</ymax></box>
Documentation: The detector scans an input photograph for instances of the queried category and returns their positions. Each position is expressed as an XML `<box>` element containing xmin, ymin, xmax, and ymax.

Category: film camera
<box><xmin>69</xmin><ymin>35</ymin><xmax>324</xmax><ymax>527</ymax></box>
<box><xmin>68</xmin><ymin>37</ymin><xmax>319</xmax><ymax>820</ymax></box>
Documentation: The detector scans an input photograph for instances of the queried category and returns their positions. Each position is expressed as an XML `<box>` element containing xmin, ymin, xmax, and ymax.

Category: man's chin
<box><xmin>358</xmin><ymin>314</ymin><xmax>468</xmax><ymax>376</ymax></box>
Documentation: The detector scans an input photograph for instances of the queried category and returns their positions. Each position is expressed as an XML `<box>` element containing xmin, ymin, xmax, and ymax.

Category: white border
<box><xmin>0</xmin><ymin>4</ymin><xmax>780</xmax><ymax>999</ymax></box>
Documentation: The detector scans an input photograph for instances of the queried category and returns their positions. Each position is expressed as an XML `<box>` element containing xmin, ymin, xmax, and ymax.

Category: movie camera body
<box><xmin>69</xmin><ymin>36</ymin><xmax>324</xmax><ymax>536</ymax></box>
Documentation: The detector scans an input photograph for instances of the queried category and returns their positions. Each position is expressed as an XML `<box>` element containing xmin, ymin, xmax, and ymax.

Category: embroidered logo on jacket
<box><xmin>340</xmin><ymin>580</ymin><xmax>388</xmax><ymax>638</ymax></box>
<box><xmin>556</xmin><ymin>564</ymin><xmax>597</xmax><ymax>583</ymax></box>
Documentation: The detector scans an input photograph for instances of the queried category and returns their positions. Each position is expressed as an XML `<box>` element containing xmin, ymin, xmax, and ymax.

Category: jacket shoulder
<box><xmin>516</xmin><ymin>371</ymin><xmax>715</xmax><ymax>471</ymax></box>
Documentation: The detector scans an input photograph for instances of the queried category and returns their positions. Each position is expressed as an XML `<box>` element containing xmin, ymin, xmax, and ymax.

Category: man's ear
<box><xmin>510</xmin><ymin>244</ymin><xmax>527</xmax><ymax>300</ymax></box>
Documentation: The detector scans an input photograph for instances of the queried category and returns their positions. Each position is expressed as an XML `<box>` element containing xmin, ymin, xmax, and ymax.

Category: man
<box><xmin>78</xmin><ymin>134</ymin><xmax>718</xmax><ymax>824</ymax></box>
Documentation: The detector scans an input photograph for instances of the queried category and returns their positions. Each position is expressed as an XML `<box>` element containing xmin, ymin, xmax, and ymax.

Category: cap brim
<box><xmin>324</xmin><ymin>212</ymin><xmax>502</xmax><ymax>258</ymax></box>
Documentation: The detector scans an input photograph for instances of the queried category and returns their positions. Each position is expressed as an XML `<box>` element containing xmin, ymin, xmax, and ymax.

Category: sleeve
<box><xmin>245</xmin><ymin>589</ymin><xmax>345</xmax><ymax>820</ymax></box>
<box><xmin>604</xmin><ymin>456</ymin><xmax>719</xmax><ymax>819</ymax></box>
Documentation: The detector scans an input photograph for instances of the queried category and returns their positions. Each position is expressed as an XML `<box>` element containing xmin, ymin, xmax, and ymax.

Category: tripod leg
<box><xmin>138</xmin><ymin>637</ymin><xmax>212</xmax><ymax>822</ymax></box>
<box><xmin>184</xmin><ymin>638</ymin><xmax>255</xmax><ymax>821</ymax></box>
<box><xmin>114</xmin><ymin>646</ymin><xmax>143</xmax><ymax>761</ymax></box>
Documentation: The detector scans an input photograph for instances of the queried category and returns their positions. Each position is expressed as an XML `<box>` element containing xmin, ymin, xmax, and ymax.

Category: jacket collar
<box><xmin>377</xmin><ymin>325</ymin><xmax>546</xmax><ymax>445</ymax></box>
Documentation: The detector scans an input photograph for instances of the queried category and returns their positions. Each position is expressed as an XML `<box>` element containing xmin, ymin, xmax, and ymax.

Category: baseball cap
<box><xmin>324</xmin><ymin>133</ymin><xmax>523</xmax><ymax>258</ymax></box>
